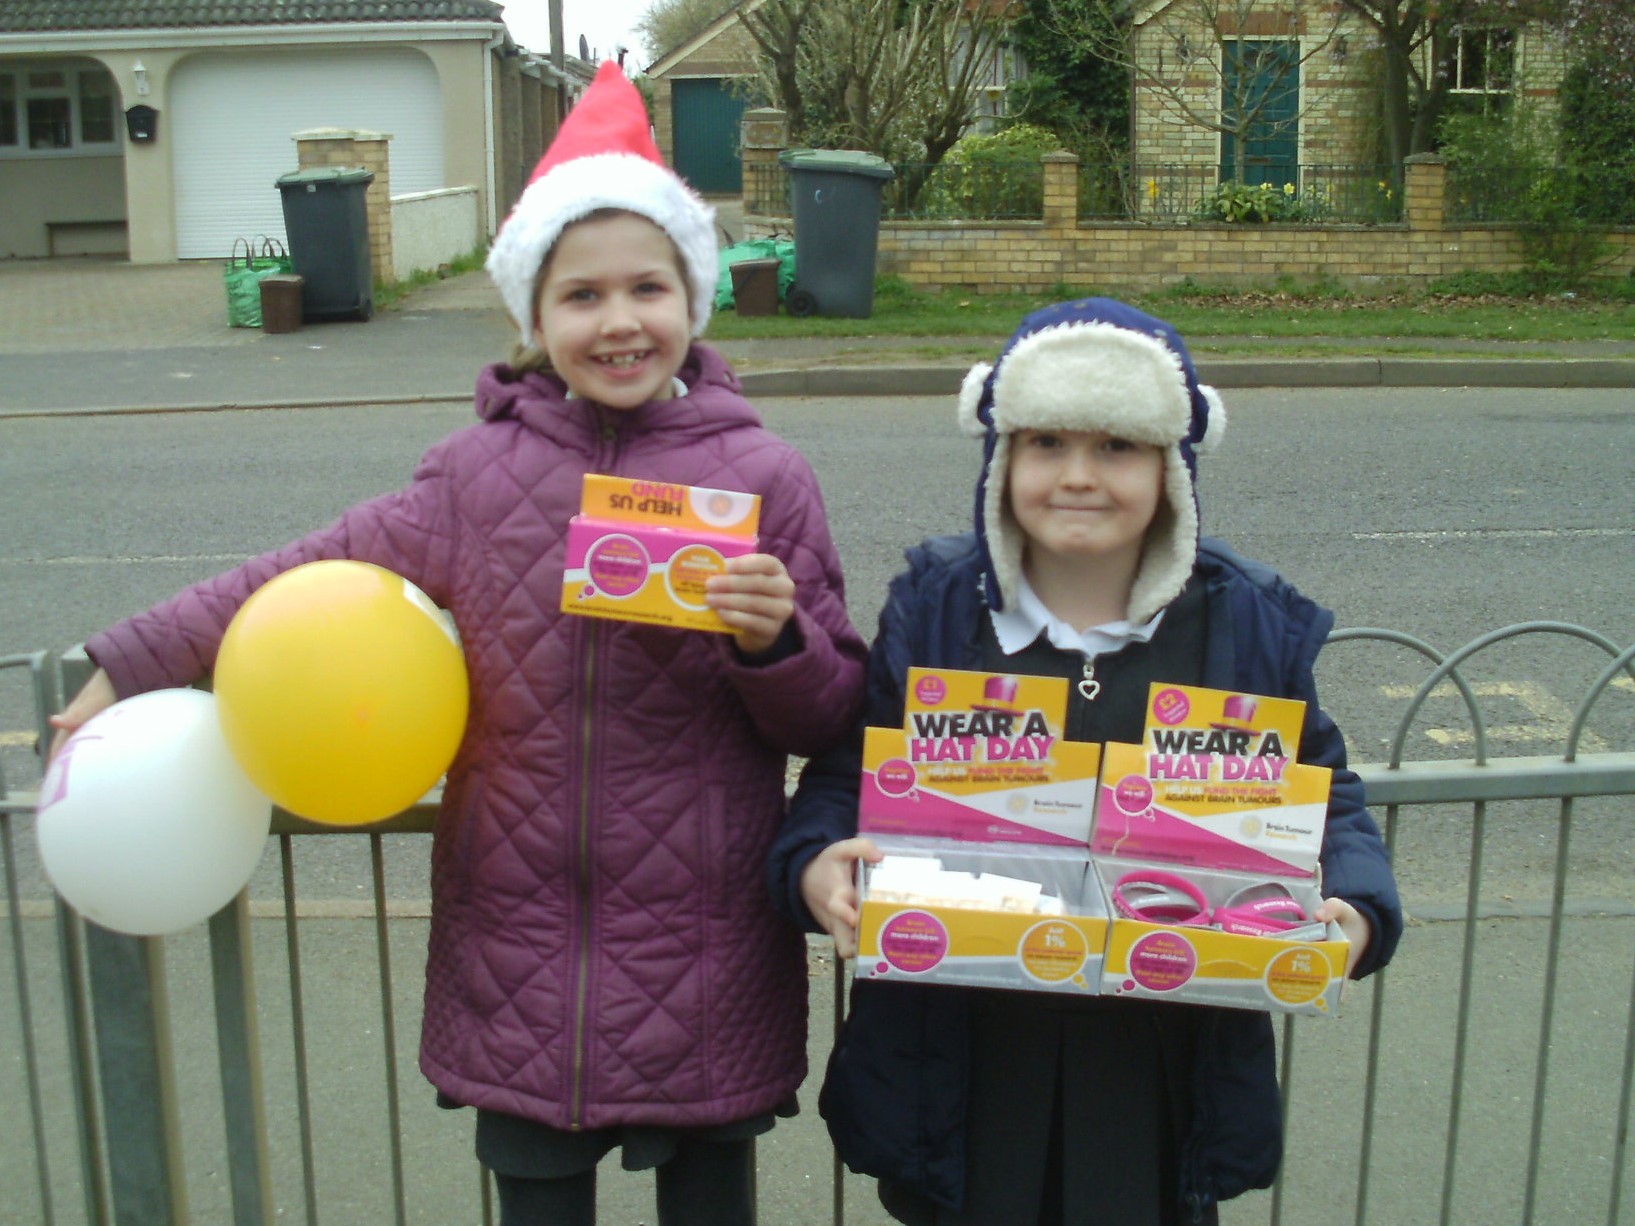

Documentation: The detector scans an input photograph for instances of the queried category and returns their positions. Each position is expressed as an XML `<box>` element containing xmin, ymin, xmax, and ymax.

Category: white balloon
<box><xmin>36</xmin><ymin>689</ymin><xmax>272</xmax><ymax>936</ymax></box>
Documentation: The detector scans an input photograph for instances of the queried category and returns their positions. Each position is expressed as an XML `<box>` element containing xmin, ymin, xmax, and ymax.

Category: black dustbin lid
<box><xmin>777</xmin><ymin>149</ymin><xmax>895</xmax><ymax>180</ymax></box>
<box><xmin>276</xmin><ymin>166</ymin><xmax>375</xmax><ymax>189</ymax></box>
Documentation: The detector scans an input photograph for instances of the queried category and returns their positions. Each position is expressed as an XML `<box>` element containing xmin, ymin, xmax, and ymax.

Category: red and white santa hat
<box><xmin>486</xmin><ymin>61</ymin><xmax>718</xmax><ymax>344</ymax></box>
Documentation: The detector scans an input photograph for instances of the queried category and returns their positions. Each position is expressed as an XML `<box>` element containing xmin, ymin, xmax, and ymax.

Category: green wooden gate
<box><xmin>1220</xmin><ymin>40</ymin><xmax>1299</xmax><ymax>187</ymax></box>
<box><xmin>672</xmin><ymin>77</ymin><xmax>747</xmax><ymax>194</ymax></box>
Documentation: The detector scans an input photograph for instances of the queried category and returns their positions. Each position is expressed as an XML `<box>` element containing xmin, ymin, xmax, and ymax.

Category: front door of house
<box><xmin>1220</xmin><ymin>40</ymin><xmax>1299</xmax><ymax>187</ymax></box>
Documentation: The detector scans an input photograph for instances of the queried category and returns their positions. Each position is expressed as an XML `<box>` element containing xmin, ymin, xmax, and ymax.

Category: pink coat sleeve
<box><xmin>716</xmin><ymin>446</ymin><xmax>867</xmax><ymax>758</ymax></box>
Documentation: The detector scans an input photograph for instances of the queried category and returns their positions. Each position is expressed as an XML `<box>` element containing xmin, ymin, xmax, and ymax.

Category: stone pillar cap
<box><xmin>292</xmin><ymin>127</ymin><xmax>392</xmax><ymax>141</ymax></box>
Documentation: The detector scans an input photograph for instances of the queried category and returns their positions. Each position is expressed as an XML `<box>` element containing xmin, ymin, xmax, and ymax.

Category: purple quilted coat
<box><xmin>86</xmin><ymin>344</ymin><xmax>868</xmax><ymax>1130</ymax></box>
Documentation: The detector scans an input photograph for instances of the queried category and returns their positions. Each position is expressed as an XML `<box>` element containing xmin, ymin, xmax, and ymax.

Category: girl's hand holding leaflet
<box><xmin>1314</xmin><ymin>897</ymin><xmax>1371</xmax><ymax>977</ymax></box>
<box><xmin>800</xmin><ymin>837</ymin><xmax>882</xmax><ymax>959</ymax></box>
<box><xmin>47</xmin><ymin>667</ymin><xmax>117</xmax><ymax>762</ymax></box>
<box><xmin>706</xmin><ymin>553</ymin><xmax>796</xmax><ymax>656</ymax></box>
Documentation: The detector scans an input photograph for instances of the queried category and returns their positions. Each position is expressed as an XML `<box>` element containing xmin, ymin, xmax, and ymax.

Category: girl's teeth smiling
<box><xmin>599</xmin><ymin>351</ymin><xmax>646</xmax><ymax>369</ymax></box>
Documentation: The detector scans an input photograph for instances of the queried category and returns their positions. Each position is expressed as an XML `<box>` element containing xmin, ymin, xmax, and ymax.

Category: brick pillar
<box><xmin>293</xmin><ymin>128</ymin><xmax>395</xmax><ymax>286</ymax></box>
<box><xmin>351</xmin><ymin>133</ymin><xmax>393</xmax><ymax>286</ymax></box>
<box><xmin>1403</xmin><ymin>153</ymin><xmax>1446</xmax><ymax>232</ymax></box>
<box><xmin>740</xmin><ymin>108</ymin><xmax>788</xmax><ymax>216</ymax></box>
<box><xmin>1042</xmin><ymin>151</ymin><xmax>1079</xmax><ymax>228</ymax></box>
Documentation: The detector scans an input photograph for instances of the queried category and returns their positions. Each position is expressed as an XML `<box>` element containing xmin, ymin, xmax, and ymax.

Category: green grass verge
<box><xmin>702</xmin><ymin>273</ymin><xmax>1635</xmax><ymax>346</ymax></box>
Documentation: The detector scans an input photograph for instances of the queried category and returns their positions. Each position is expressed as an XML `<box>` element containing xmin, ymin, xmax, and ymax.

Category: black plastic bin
<box><xmin>778</xmin><ymin>149</ymin><xmax>895</xmax><ymax>318</ymax></box>
<box><xmin>276</xmin><ymin>166</ymin><xmax>375</xmax><ymax>321</ymax></box>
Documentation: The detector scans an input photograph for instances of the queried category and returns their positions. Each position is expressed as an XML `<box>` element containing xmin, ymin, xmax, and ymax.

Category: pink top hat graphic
<box><xmin>972</xmin><ymin>674</ymin><xmax>1024</xmax><ymax>713</ymax></box>
<box><xmin>1211</xmin><ymin>693</ymin><xmax>1259</xmax><ymax>731</ymax></box>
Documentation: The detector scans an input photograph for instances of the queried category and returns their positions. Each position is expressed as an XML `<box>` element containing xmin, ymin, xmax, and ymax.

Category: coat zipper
<box><xmin>568</xmin><ymin>412</ymin><xmax>623</xmax><ymax>1128</ymax></box>
<box><xmin>568</xmin><ymin>619</ymin><xmax>599</xmax><ymax>1127</ymax></box>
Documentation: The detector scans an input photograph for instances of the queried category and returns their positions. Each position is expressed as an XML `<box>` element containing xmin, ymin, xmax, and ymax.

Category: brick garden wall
<box><xmin>742</xmin><ymin>140</ymin><xmax>1635</xmax><ymax>292</ymax></box>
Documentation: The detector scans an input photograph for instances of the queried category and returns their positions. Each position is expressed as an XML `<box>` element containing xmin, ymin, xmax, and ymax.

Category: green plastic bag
<box><xmin>715</xmin><ymin>239</ymin><xmax>796</xmax><ymax>311</ymax></box>
<box><xmin>224</xmin><ymin>236</ymin><xmax>293</xmax><ymax>328</ymax></box>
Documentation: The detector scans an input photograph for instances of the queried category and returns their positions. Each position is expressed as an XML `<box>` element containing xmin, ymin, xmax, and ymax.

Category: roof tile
<box><xmin>0</xmin><ymin>0</ymin><xmax>505</xmax><ymax>33</ymax></box>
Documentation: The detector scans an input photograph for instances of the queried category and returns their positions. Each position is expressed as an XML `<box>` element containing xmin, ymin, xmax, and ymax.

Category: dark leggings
<box><xmin>494</xmin><ymin>1135</ymin><xmax>757</xmax><ymax>1226</ymax></box>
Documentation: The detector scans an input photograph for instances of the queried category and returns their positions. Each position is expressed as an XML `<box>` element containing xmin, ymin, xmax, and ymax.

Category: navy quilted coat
<box><xmin>768</xmin><ymin>534</ymin><xmax>1402</xmax><ymax>1219</ymax></box>
<box><xmin>86</xmin><ymin>345</ymin><xmax>868</xmax><ymax>1130</ymax></box>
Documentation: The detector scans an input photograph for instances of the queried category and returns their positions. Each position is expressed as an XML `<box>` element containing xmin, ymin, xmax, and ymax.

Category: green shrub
<box><xmin>1437</xmin><ymin>105</ymin><xmax>1615</xmax><ymax>290</ymax></box>
<box><xmin>912</xmin><ymin>124</ymin><xmax>1062</xmax><ymax>219</ymax></box>
<box><xmin>1196</xmin><ymin>180</ymin><xmax>1332</xmax><ymax>224</ymax></box>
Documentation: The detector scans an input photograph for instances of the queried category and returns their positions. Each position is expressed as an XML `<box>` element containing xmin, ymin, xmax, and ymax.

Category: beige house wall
<box><xmin>1</xmin><ymin>34</ymin><xmax>503</xmax><ymax>263</ymax></box>
<box><xmin>413</xmin><ymin>40</ymin><xmax>494</xmax><ymax>238</ymax></box>
<box><xmin>1130</xmin><ymin>4</ymin><xmax>1567</xmax><ymax>176</ymax></box>
<box><xmin>1</xmin><ymin>154</ymin><xmax>126</xmax><ymax>258</ymax></box>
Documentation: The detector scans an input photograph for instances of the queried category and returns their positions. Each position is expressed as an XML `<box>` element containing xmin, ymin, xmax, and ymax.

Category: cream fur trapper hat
<box><xmin>957</xmin><ymin>297</ymin><xmax>1226</xmax><ymax>625</ymax></box>
<box><xmin>485</xmin><ymin>61</ymin><xmax>718</xmax><ymax>345</ymax></box>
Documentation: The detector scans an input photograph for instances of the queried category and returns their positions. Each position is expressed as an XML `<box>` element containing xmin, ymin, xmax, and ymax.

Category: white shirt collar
<box><xmin>565</xmin><ymin>376</ymin><xmax>689</xmax><ymax>402</ymax></box>
<box><xmin>991</xmin><ymin>570</ymin><xmax>1165</xmax><ymax>659</ymax></box>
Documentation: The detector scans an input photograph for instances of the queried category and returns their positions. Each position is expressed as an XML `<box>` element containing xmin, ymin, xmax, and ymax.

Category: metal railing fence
<box><xmin>1446</xmin><ymin>162</ymin><xmax>1635</xmax><ymax>225</ymax></box>
<box><xmin>884</xmin><ymin>161</ymin><xmax>1046</xmax><ymax>221</ymax></box>
<box><xmin>3</xmin><ymin>627</ymin><xmax>1633</xmax><ymax>1225</ymax></box>
<box><xmin>1088</xmin><ymin>163</ymin><xmax>1403</xmax><ymax>225</ymax></box>
<box><xmin>742</xmin><ymin>159</ymin><xmax>1406</xmax><ymax>225</ymax></box>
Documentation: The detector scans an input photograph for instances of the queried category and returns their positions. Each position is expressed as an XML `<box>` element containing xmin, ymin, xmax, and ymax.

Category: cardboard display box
<box><xmin>849</xmin><ymin>675</ymin><xmax>1350</xmax><ymax>1015</ymax></box>
<box><xmin>561</xmin><ymin>475</ymin><xmax>759</xmax><ymax>634</ymax></box>
<box><xmin>854</xmin><ymin>668</ymin><xmax>1106</xmax><ymax>994</ymax></box>
<box><xmin>856</xmin><ymin>836</ymin><xmax>1107</xmax><ymax>994</ymax></box>
<box><xmin>858</xmin><ymin>667</ymin><xmax>1101</xmax><ymax>846</ymax></box>
<box><xmin>1091</xmin><ymin>684</ymin><xmax>1349</xmax><ymax>1016</ymax></box>
<box><xmin>1095</xmin><ymin>859</ymin><xmax>1347</xmax><ymax>1015</ymax></box>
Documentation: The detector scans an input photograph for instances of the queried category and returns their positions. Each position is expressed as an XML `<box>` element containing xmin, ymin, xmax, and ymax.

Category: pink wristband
<box><xmin>1111</xmin><ymin>869</ymin><xmax>1211</xmax><ymax>926</ymax></box>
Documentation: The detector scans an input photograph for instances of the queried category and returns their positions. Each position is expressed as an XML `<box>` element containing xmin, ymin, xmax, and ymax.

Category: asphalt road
<box><xmin>3</xmin><ymin>387</ymin><xmax>1633</xmax><ymax>912</ymax></box>
<box><xmin>3</xmin><ymin>387</ymin><xmax>1634</xmax><ymax>1225</ymax></box>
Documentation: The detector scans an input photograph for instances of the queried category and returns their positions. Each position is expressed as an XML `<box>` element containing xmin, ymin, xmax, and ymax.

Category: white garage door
<box><xmin>171</xmin><ymin>48</ymin><xmax>445</xmax><ymax>258</ymax></box>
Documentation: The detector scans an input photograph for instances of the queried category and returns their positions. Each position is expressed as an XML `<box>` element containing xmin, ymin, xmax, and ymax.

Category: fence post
<box><xmin>55</xmin><ymin>648</ymin><xmax>189</xmax><ymax>1225</ymax></box>
<box><xmin>1042</xmin><ymin>151</ymin><xmax>1079</xmax><ymax>229</ymax></box>
<box><xmin>210</xmin><ymin>892</ymin><xmax>276</xmax><ymax>1226</ymax></box>
<box><xmin>740</xmin><ymin>107</ymin><xmax>789</xmax><ymax>219</ymax></box>
<box><xmin>1403</xmin><ymin>152</ymin><xmax>1446</xmax><ymax>232</ymax></box>
<box><xmin>47</xmin><ymin>650</ymin><xmax>115</xmax><ymax>1225</ymax></box>
<box><xmin>85</xmin><ymin>924</ymin><xmax>188</xmax><ymax>1225</ymax></box>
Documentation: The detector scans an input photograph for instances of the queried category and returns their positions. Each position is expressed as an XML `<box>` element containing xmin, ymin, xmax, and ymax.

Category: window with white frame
<box><xmin>0</xmin><ymin>64</ymin><xmax>120</xmax><ymax>153</ymax></box>
<box><xmin>1450</xmin><ymin>27</ymin><xmax>1515</xmax><ymax>95</ymax></box>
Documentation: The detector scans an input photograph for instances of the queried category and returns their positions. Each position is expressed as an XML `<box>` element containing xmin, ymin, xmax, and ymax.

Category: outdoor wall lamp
<box><xmin>1331</xmin><ymin>36</ymin><xmax>1349</xmax><ymax>65</ymax></box>
<box><xmin>132</xmin><ymin>60</ymin><xmax>150</xmax><ymax>96</ymax></box>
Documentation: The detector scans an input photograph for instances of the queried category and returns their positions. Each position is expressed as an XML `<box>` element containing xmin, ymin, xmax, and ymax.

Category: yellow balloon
<box><xmin>214</xmin><ymin>560</ymin><xmax>469</xmax><ymax>826</ymax></box>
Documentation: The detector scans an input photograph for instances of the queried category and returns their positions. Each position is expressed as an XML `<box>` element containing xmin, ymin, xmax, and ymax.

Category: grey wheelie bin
<box><xmin>276</xmin><ymin>166</ymin><xmax>375</xmax><ymax>321</ymax></box>
<box><xmin>778</xmin><ymin>149</ymin><xmax>895</xmax><ymax>318</ymax></box>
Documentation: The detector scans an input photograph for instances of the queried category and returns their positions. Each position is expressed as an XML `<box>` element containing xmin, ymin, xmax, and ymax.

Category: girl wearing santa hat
<box><xmin>53</xmin><ymin>62</ymin><xmax>867</xmax><ymax>1225</ymax></box>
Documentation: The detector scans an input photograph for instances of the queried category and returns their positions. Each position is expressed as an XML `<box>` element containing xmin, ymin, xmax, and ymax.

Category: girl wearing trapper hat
<box><xmin>53</xmin><ymin>62</ymin><xmax>866</xmax><ymax>1226</ymax></box>
<box><xmin>770</xmin><ymin>299</ymin><xmax>1401</xmax><ymax>1224</ymax></box>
